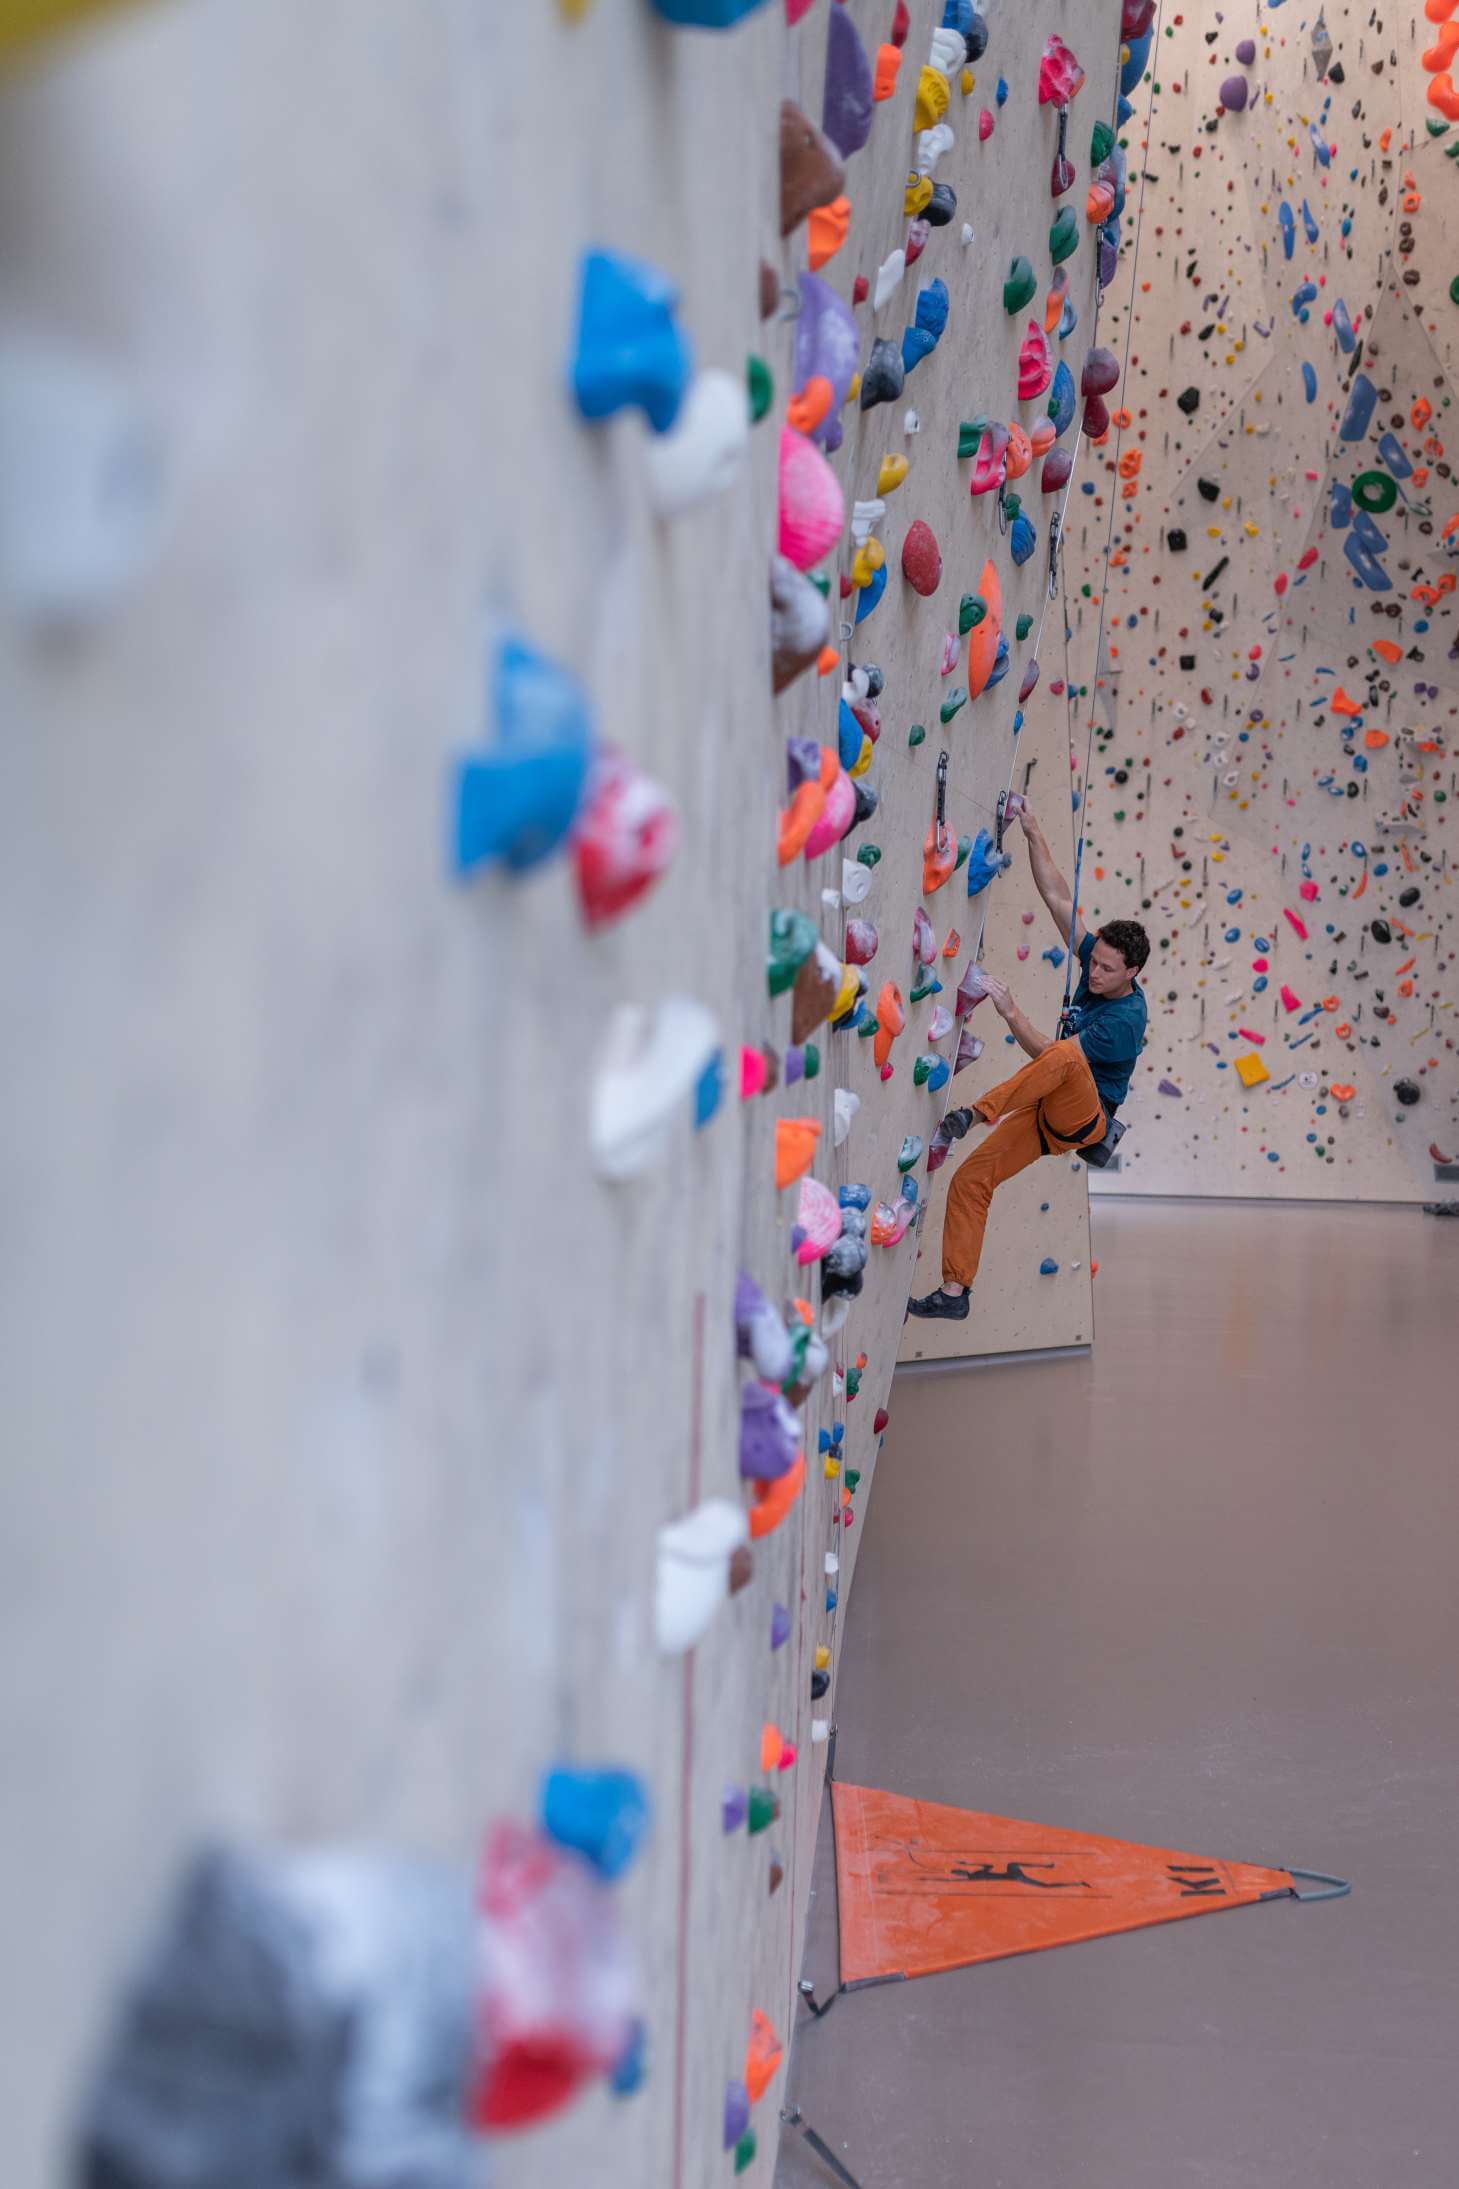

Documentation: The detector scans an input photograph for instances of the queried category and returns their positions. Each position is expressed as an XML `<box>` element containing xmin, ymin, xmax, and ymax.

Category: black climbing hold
<box><xmin>1370</xmin><ymin>918</ymin><xmax>1392</xmax><ymax>944</ymax></box>
<box><xmin>860</xmin><ymin>337</ymin><xmax>905</xmax><ymax>410</ymax></box>
<box><xmin>1395</xmin><ymin>1079</ymin><xmax>1421</xmax><ymax>1106</ymax></box>
<box><xmin>1179</xmin><ymin>653</ymin><xmax>1196</xmax><ymax>670</ymax></box>
<box><xmin>1197</xmin><ymin>477</ymin><xmax>1220</xmax><ymax>502</ymax></box>
<box><xmin>1399</xmin><ymin>886</ymin><xmax>1421</xmax><ymax>908</ymax></box>
<box><xmin>964</xmin><ymin>14</ymin><xmax>989</xmax><ymax>65</ymax></box>
<box><xmin>811</xmin><ymin>1670</ymin><xmax>830</xmax><ymax>1699</ymax></box>
<box><xmin>851</xmin><ymin>780</ymin><xmax>879</xmax><ymax>827</ymax></box>
<box><xmin>1176</xmin><ymin>387</ymin><xmax>1201</xmax><ymax>416</ymax></box>
<box><xmin>924</xmin><ymin>182</ymin><xmax>957</xmax><ymax>228</ymax></box>
<box><xmin>1167</xmin><ymin>528</ymin><xmax>1187</xmax><ymax>551</ymax></box>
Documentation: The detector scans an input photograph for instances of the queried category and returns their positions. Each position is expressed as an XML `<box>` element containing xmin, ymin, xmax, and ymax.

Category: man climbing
<box><xmin>907</xmin><ymin>800</ymin><xmax>1148</xmax><ymax>1322</ymax></box>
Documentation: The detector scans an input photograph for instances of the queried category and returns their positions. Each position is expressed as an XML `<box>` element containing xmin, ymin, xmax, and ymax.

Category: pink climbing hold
<box><xmin>901</xmin><ymin>519</ymin><xmax>943</xmax><ymax>596</ymax></box>
<box><xmin>1283</xmin><ymin>907</ymin><xmax>1309</xmax><ymax>940</ymax></box>
<box><xmin>574</xmin><ymin>747</ymin><xmax>679</xmax><ymax>931</ymax></box>
<box><xmin>740</xmin><ymin>1046</ymin><xmax>769</xmax><ymax>1100</ymax></box>
<box><xmin>1279</xmin><ymin>985</ymin><xmax>1302</xmax><ymax>1014</ymax></box>
<box><xmin>803</xmin><ymin>767</ymin><xmax>855</xmax><ymax>859</ymax></box>
<box><xmin>845</xmin><ymin>918</ymin><xmax>879</xmax><ymax>965</ymax></box>
<box><xmin>1299</xmin><ymin>880</ymin><xmax>1319</xmax><ymax>903</ymax></box>
<box><xmin>777</xmin><ymin>424</ymin><xmax>845</xmax><ymax>571</ymax></box>
<box><xmin>1017</xmin><ymin>322</ymin><xmax>1053</xmax><ymax>401</ymax></box>
<box><xmin>912</xmin><ymin>905</ymin><xmax>936</xmax><ymax>965</ymax></box>
<box><xmin>978</xmin><ymin>108</ymin><xmax>994</xmax><ymax>141</ymax></box>
<box><xmin>1038</xmin><ymin>34</ymin><xmax>1086</xmax><ymax>107</ymax></box>
<box><xmin>793</xmin><ymin>1176</ymin><xmax>843</xmax><ymax>1266</ymax></box>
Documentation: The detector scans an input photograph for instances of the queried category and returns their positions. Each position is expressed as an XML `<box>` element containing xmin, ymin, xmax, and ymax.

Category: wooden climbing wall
<box><xmin>0</xmin><ymin>3</ymin><xmax>1118</xmax><ymax>2185</ymax></box>
<box><xmin>1059</xmin><ymin>0</ymin><xmax>1459</xmax><ymax>1199</ymax></box>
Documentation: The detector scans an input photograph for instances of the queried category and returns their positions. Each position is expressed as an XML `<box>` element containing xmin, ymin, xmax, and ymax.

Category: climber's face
<box><xmin>1087</xmin><ymin>938</ymin><xmax>1136</xmax><ymax>997</ymax></box>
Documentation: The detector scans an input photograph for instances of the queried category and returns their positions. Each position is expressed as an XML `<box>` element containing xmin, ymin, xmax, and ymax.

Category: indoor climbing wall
<box><xmin>0</xmin><ymin>3</ymin><xmax>1119</xmax><ymax>2186</ymax></box>
<box><xmin>1058</xmin><ymin>0</ymin><xmax>1459</xmax><ymax>1197</ymax></box>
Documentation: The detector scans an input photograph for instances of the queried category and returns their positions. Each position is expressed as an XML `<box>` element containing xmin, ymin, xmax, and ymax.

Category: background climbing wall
<box><xmin>0</xmin><ymin>2</ymin><xmax>1119</xmax><ymax>2184</ymax></box>
<box><xmin>1058</xmin><ymin>0</ymin><xmax>1459</xmax><ymax>1198</ymax></box>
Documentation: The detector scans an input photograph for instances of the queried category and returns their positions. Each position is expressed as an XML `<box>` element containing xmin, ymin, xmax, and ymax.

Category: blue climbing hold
<box><xmin>1301</xmin><ymin>361</ymin><xmax>1317</xmax><ymax>402</ymax></box>
<box><xmin>1338</xmin><ymin>374</ymin><xmax>1376</xmax><ymax>444</ymax></box>
<box><xmin>1121</xmin><ymin>30</ymin><xmax>1152</xmax><ymax>95</ymax></box>
<box><xmin>1043</xmin><ymin>945</ymin><xmax>1066</xmax><ymax>970</ymax></box>
<box><xmin>452</xmin><ymin>633</ymin><xmax>591</xmax><ymax>876</ymax></box>
<box><xmin>985</xmin><ymin>633</ymin><xmax>1011</xmax><ymax>690</ymax></box>
<box><xmin>651</xmin><ymin>0</ymin><xmax>770</xmax><ymax>22</ymax></box>
<box><xmin>1309</xmin><ymin>122</ymin><xmax>1331</xmax><ymax>168</ymax></box>
<box><xmin>838</xmin><ymin>696</ymin><xmax>865</xmax><ymax>769</ymax></box>
<box><xmin>609</xmin><ymin>2019</ymin><xmax>648</xmax><ymax>2098</ymax></box>
<box><xmin>1278</xmin><ymin>202</ymin><xmax>1295</xmax><ymax>259</ymax></box>
<box><xmin>1331</xmin><ymin>299</ymin><xmax>1356</xmax><ymax>353</ymax></box>
<box><xmin>570</xmin><ymin>249</ymin><xmax>692</xmax><ymax>433</ymax></box>
<box><xmin>1292</xmin><ymin>280</ymin><xmax>1317</xmax><ymax>317</ymax></box>
<box><xmin>965</xmin><ymin>827</ymin><xmax>1013</xmax><ymax>898</ymax></box>
<box><xmin>1376</xmin><ymin>431</ymin><xmax>1412</xmax><ymax>481</ymax></box>
<box><xmin>541</xmin><ymin>1767</ymin><xmax>651</xmax><ymax>1881</ymax></box>
<box><xmin>1009</xmin><ymin>509</ymin><xmax>1036</xmax><ymax>566</ymax></box>
<box><xmin>1329</xmin><ymin>478</ymin><xmax>1353</xmax><ymax>528</ymax></box>
<box><xmin>1301</xmin><ymin>198</ymin><xmax>1319</xmax><ymax>245</ymax></box>
<box><xmin>1048</xmin><ymin>360</ymin><xmax>1076</xmax><ymax>438</ymax></box>
<box><xmin>855</xmin><ymin>562</ymin><xmax>888</xmax><ymax>623</ymax></box>
<box><xmin>695</xmin><ymin>1050</ymin><xmax>725</xmax><ymax>1131</ymax></box>
<box><xmin>839</xmin><ymin>1181</ymin><xmax>872</xmax><ymax>1210</ymax></box>
<box><xmin>1038</xmin><ymin>1257</ymin><xmax>1058</xmax><ymax>1275</ymax></box>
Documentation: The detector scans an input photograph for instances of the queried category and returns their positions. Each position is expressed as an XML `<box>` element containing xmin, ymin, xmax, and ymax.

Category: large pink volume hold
<box><xmin>778</xmin><ymin>425</ymin><xmax>845</xmax><ymax>570</ymax></box>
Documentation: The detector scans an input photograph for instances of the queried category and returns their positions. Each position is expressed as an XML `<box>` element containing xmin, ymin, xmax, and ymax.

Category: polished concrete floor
<box><xmin>777</xmin><ymin>1200</ymin><xmax>1459</xmax><ymax>2189</ymax></box>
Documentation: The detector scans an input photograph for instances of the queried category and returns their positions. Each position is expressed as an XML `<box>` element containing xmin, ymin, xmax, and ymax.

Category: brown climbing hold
<box><xmin>759</xmin><ymin>261</ymin><xmax>779</xmax><ymax>320</ymax></box>
<box><xmin>780</xmin><ymin>102</ymin><xmax>847</xmax><ymax>238</ymax></box>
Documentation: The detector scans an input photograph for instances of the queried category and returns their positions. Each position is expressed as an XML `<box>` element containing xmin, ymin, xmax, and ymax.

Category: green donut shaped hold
<box><xmin>1351</xmin><ymin>470</ymin><xmax>1398</xmax><ymax>514</ymax></box>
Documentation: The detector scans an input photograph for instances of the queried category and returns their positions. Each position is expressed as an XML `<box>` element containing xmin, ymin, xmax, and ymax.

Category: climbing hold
<box><xmin>1003</xmin><ymin>257</ymin><xmax>1037</xmax><ymax>315</ymax></box>
<box><xmin>541</xmin><ymin>1769</ymin><xmax>650</xmax><ymax>1883</ymax></box>
<box><xmin>822</xmin><ymin>1</ymin><xmax>874</xmax><ymax>156</ymax></box>
<box><xmin>570</xmin><ymin>249</ymin><xmax>692</xmax><ymax>433</ymax></box>
<box><xmin>901</xmin><ymin>519</ymin><xmax>942</xmax><ymax>595</ymax></box>
<box><xmin>590</xmin><ymin>998</ymin><xmax>722</xmax><ymax>1181</ymax></box>
<box><xmin>574</xmin><ymin>747</ymin><xmax>678</xmax><ymax>929</ymax></box>
<box><xmin>453</xmin><ymin>632</ymin><xmax>591</xmax><ymax>877</ymax></box>
<box><xmin>775</xmin><ymin>1116</ymin><xmax>822</xmax><ymax>1191</ymax></box>
<box><xmin>1038</xmin><ymin>34</ymin><xmax>1085</xmax><ymax>106</ymax></box>
<box><xmin>652</xmin><ymin>0</ymin><xmax>770</xmax><ymax>19</ymax></box>
<box><xmin>740</xmin><ymin>1380</ymin><xmax>801</xmax><ymax>1483</ymax></box>
<box><xmin>807</xmin><ymin>197</ymin><xmax>852</xmax><ymax>273</ymax></box>
<box><xmin>860</xmin><ymin>338</ymin><xmax>907</xmax><ymax>411</ymax></box>
<box><xmin>745</xmin><ymin>2011</ymin><xmax>783</xmax><ymax>2104</ymax></box>
<box><xmin>914</xmin><ymin>65</ymin><xmax>951</xmax><ymax>133</ymax></box>
<box><xmin>780</xmin><ymin>102</ymin><xmax>847</xmax><ymax>238</ymax></box>
<box><xmin>1038</xmin><ymin>1257</ymin><xmax>1058</xmax><ymax>1276</ymax></box>
<box><xmin>644</xmin><ymin>368</ymin><xmax>748</xmax><ymax>513</ymax></box>
<box><xmin>1018</xmin><ymin>322</ymin><xmax>1053</xmax><ymax>401</ymax></box>
<box><xmin>778</xmin><ymin>425</ymin><xmax>844</xmax><ymax>570</ymax></box>
<box><xmin>770</xmin><ymin>556</ymin><xmax>830</xmax><ymax>694</ymax></box>
<box><xmin>1220</xmin><ymin>75</ymin><xmax>1249</xmax><ymax>111</ymax></box>
<box><xmin>1049</xmin><ymin>208</ymin><xmax>1079</xmax><ymax>264</ymax></box>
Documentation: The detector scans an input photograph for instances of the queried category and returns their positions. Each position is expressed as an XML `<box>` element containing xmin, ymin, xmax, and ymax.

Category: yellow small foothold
<box><xmin>850</xmin><ymin>734</ymin><xmax>874</xmax><ymax>777</ymax></box>
<box><xmin>914</xmin><ymin>65</ymin><xmax>950</xmax><ymax>133</ymax></box>
<box><xmin>846</xmin><ymin>371</ymin><xmax>861</xmax><ymax>405</ymax></box>
<box><xmin>814</xmin><ymin>1645</ymin><xmax>832</xmax><ymax>1672</ymax></box>
<box><xmin>961</xmin><ymin>66</ymin><xmax>975</xmax><ymax>95</ymax></box>
<box><xmin>850</xmin><ymin>539</ymin><xmax>885</xmax><ymax>588</ymax></box>
<box><xmin>824</xmin><ymin>1457</ymin><xmax>841</xmax><ymax>1480</ymax></box>
<box><xmin>904</xmin><ymin>172</ymin><xmax>934</xmax><ymax>217</ymax></box>
<box><xmin>877</xmin><ymin>454</ymin><xmax>909</xmax><ymax>494</ymax></box>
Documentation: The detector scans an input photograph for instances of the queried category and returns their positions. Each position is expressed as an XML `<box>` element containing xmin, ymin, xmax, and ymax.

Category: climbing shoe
<box><xmin>905</xmin><ymin>1286</ymin><xmax>970</xmax><ymax>1321</ymax></box>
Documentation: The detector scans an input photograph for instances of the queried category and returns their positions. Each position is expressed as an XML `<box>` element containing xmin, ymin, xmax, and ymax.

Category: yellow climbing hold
<box><xmin>849</xmin><ymin>734</ymin><xmax>875</xmax><ymax>778</ymax></box>
<box><xmin>846</xmin><ymin>371</ymin><xmax>862</xmax><ymax>405</ymax></box>
<box><xmin>851</xmin><ymin>539</ymin><xmax>885</xmax><ymax>588</ymax></box>
<box><xmin>1234</xmin><ymin>1053</ymin><xmax>1270</xmax><ymax>1090</ymax></box>
<box><xmin>0</xmin><ymin>0</ymin><xmax>142</xmax><ymax>55</ymax></box>
<box><xmin>914</xmin><ymin>65</ymin><xmax>950</xmax><ymax>132</ymax></box>
<box><xmin>961</xmin><ymin>66</ymin><xmax>975</xmax><ymax>95</ymax></box>
<box><xmin>877</xmin><ymin>454</ymin><xmax>910</xmax><ymax>494</ymax></box>
<box><xmin>904</xmin><ymin>172</ymin><xmax>934</xmax><ymax>217</ymax></box>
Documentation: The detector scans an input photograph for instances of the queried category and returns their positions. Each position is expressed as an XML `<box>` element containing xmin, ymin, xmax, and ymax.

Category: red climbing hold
<box><xmin>901</xmin><ymin>519</ymin><xmax>943</xmax><ymax>596</ymax></box>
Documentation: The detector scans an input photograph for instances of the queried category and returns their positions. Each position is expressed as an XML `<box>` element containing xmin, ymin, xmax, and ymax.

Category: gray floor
<box><xmin>777</xmin><ymin>1200</ymin><xmax>1459</xmax><ymax>2189</ymax></box>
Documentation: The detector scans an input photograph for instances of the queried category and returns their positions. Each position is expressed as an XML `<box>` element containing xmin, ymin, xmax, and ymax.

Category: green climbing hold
<box><xmin>1002</xmin><ymin>490</ymin><xmax>1022</xmax><ymax>520</ymax></box>
<box><xmin>1427</xmin><ymin>117</ymin><xmax>1450</xmax><ymax>138</ymax></box>
<box><xmin>913</xmin><ymin>1056</ymin><xmax>935</xmax><ymax>1085</ymax></box>
<box><xmin>1352</xmin><ymin>470</ymin><xmax>1398</xmax><ymax>513</ymax></box>
<box><xmin>908</xmin><ymin>722</ymin><xmax>927</xmax><ymax>747</ymax></box>
<box><xmin>959</xmin><ymin>593</ymin><xmax>986</xmax><ymax>634</ymax></box>
<box><xmin>809</xmin><ymin>571</ymin><xmax>831</xmax><ymax>597</ymax></box>
<box><xmin>1450</xmin><ymin>275</ymin><xmax>1459</xmax><ymax>307</ymax></box>
<box><xmin>747</xmin><ymin>1787</ymin><xmax>778</xmax><ymax>1834</ymax></box>
<box><xmin>846</xmin><ymin>1366</ymin><xmax>862</xmax><ymax>1398</ymax></box>
<box><xmin>801</xmin><ymin>1041</ymin><xmax>821</xmax><ymax>1079</ymax></box>
<box><xmin>1015</xmin><ymin>611</ymin><xmax>1033</xmax><ymax>640</ymax></box>
<box><xmin>1113</xmin><ymin>809</ymin><xmax>1126</xmax><ymax>822</ymax></box>
<box><xmin>1050</xmin><ymin>207</ymin><xmax>1079</xmax><ymax>264</ymax></box>
<box><xmin>857</xmin><ymin>843</ymin><xmax>882</xmax><ymax>868</ymax></box>
<box><xmin>768</xmin><ymin>908</ymin><xmax>818</xmax><ymax>997</ymax></box>
<box><xmin>909</xmin><ymin>978</ymin><xmax>936</xmax><ymax>1003</ymax></box>
<box><xmin>940</xmin><ymin>686</ymin><xmax>968</xmax><ymax>724</ymax></box>
<box><xmin>747</xmin><ymin>354</ymin><xmax>773</xmax><ymax>423</ymax></box>
<box><xmin>954</xmin><ymin>832</ymin><xmax>972</xmax><ymax>870</ymax></box>
<box><xmin>958</xmin><ymin>416</ymin><xmax>991</xmax><ymax>458</ymax></box>
<box><xmin>857</xmin><ymin>1015</ymin><xmax>880</xmax><ymax>1039</ymax></box>
<box><xmin>734</xmin><ymin>2131</ymin><xmax>757</xmax><ymax>2175</ymax></box>
<box><xmin>844</xmin><ymin>1467</ymin><xmax>861</xmax><ymax>1491</ymax></box>
<box><xmin>1091</xmin><ymin>119</ymin><xmax>1113</xmax><ymax>166</ymax></box>
<box><xmin>1003</xmin><ymin>256</ymin><xmax>1036</xmax><ymax>315</ymax></box>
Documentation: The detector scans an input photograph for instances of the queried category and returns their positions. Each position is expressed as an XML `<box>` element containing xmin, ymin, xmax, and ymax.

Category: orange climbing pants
<box><xmin>942</xmin><ymin>1039</ymin><xmax>1105</xmax><ymax>1288</ymax></box>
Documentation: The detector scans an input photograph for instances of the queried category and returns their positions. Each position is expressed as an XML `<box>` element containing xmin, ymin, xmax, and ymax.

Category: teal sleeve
<box><xmin>1077</xmin><ymin>1013</ymin><xmax>1141</xmax><ymax>1069</ymax></box>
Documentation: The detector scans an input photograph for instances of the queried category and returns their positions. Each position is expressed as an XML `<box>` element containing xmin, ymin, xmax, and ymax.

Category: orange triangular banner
<box><xmin>833</xmin><ymin>1782</ymin><xmax>1296</xmax><ymax>1985</ymax></box>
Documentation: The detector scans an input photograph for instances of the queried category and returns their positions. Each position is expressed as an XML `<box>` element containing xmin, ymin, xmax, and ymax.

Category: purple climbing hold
<box><xmin>794</xmin><ymin>274</ymin><xmax>860</xmax><ymax>427</ymax></box>
<box><xmin>1234</xmin><ymin>36</ymin><xmax>1256</xmax><ymax>64</ymax></box>
<box><xmin>724</xmin><ymin>2081</ymin><xmax>752</xmax><ymax>2150</ymax></box>
<box><xmin>770</xmin><ymin>1602</ymin><xmax>792</xmax><ymax>1650</ymax></box>
<box><xmin>739</xmin><ymin>1379</ymin><xmax>801</xmax><ymax>1482</ymax></box>
<box><xmin>822</xmin><ymin>1</ymin><xmax>875</xmax><ymax>158</ymax></box>
<box><xmin>1220</xmin><ymin>75</ymin><xmax>1249</xmax><ymax>111</ymax></box>
<box><xmin>722</xmin><ymin>1787</ymin><xmax>749</xmax><ymax>1834</ymax></box>
<box><xmin>1158</xmin><ymin>1077</ymin><xmax>1183</xmax><ymax>1098</ymax></box>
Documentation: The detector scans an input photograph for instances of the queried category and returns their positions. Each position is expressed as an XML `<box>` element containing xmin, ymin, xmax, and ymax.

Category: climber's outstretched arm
<box><xmin>1018</xmin><ymin>803</ymin><xmax>1087</xmax><ymax>955</ymax></box>
<box><xmin>983</xmin><ymin>975</ymin><xmax>1054</xmax><ymax>1061</ymax></box>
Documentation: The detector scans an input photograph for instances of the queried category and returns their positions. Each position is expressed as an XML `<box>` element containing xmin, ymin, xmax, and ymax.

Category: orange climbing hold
<box><xmin>744</xmin><ymin>2011</ymin><xmax>783</xmax><ymax>2103</ymax></box>
<box><xmin>1004</xmin><ymin>421</ymin><xmax>1033</xmax><ymax>482</ymax></box>
<box><xmin>807</xmin><ymin>195</ymin><xmax>852</xmax><ymax>271</ymax></box>
<box><xmin>873</xmin><ymin>981</ymin><xmax>906</xmax><ymax>1069</ymax></box>
<box><xmin>748</xmin><ymin>1452</ymin><xmax>805</xmax><ymax>1540</ymax></box>
<box><xmin>774</xmin><ymin>1117</ymin><xmax>821</xmax><ymax>1190</ymax></box>
<box><xmin>759</xmin><ymin>1724</ymin><xmax>795</xmax><ymax>1775</ymax></box>
<box><xmin>1427</xmin><ymin>72</ymin><xmax>1459</xmax><ymax>120</ymax></box>
<box><xmin>966</xmin><ymin>559</ymin><xmax>1003</xmax><ymax>699</ymax></box>
<box><xmin>941</xmin><ymin>926</ymin><xmax>961</xmax><ymax>959</ymax></box>
<box><xmin>1422</xmin><ymin>22</ymin><xmax>1459</xmax><ymax>72</ymax></box>
<box><xmin>1330</xmin><ymin>1084</ymin><xmax>1356</xmax><ymax>1104</ymax></box>
<box><xmin>873</xmin><ymin>44</ymin><xmax>902</xmax><ymax>101</ymax></box>
<box><xmin>786</xmin><ymin>376</ymin><xmax>833</xmax><ymax>435</ymax></box>
<box><xmin>1330</xmin><ymin>686</ymin><xmax>1361</xmax><ymax>718</ymax></box>
<box><xmin>832</xmin><ymin>1783</ymin><xmax>1314</xmax><ymax>1986</ymax></box>
<box><xmin>1087</xmin><ymin>179</ymin><xmax>1116</xmax><ymax>224</ymax></box>
<box><xmin>1371</xmin><ymin>639</ymin><xmax>1402</xmax><ymax>664</ymax></box>
<box><xmin>923</xmin><ymin>820</ymin><xmax>956</xmax><ymax>895</ymax></box>
<box><xmin>1426</xmin><ymin>0</ymin><xmax>1459</xmax><ymax>24</ymax></box>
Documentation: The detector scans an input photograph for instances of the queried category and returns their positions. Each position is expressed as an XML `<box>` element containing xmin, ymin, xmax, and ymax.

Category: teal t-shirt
<box><xmin>1067</xmin><ymin>933</ymin><xmax>1147</xmax><ymax>1117</ymax></box>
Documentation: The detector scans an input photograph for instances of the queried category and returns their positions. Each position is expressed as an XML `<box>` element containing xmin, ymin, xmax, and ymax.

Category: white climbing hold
<box><xmin>833</xmin><ymin>1087</ymin><xmax>861</xmax><ymax>1146</ymax></box>
<box><xmin>655</xmin><ymin>1500</ymin><xmax>750</xmax><ymax>1655</ymax></box>
<box><xmin>644</xmin><ymin>368</ymin><xmax>748</xmax><ymax>514</ymax></box>
<box><xmin>873</xmin><ymin>249</ymin><xmax>906</xmax><ymax>311</ymax></box>
<box><xmin>913</xmin><ymin>122</ymin><xmax>956</xmax><ymax>177</ymax></box>
<box><xmin>590</xmin><ymin>997</ymin><xmax>721</xmax><ymax>1181</ymax></box>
